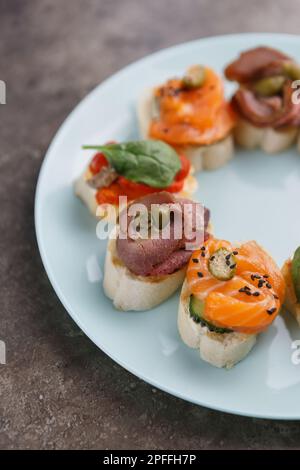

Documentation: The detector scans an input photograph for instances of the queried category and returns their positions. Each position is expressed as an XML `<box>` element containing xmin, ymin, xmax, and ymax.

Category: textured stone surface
<box><xmin>1</xmin><ymin>0</ymin><xmax>300</xmax><ymax>450</ymax></box>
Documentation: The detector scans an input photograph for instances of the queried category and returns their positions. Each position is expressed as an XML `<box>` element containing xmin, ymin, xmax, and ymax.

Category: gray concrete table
<box><xmin>1</xmin><ymin>0</ymin><xmax>300</xmax><ymax>449</ymax></box>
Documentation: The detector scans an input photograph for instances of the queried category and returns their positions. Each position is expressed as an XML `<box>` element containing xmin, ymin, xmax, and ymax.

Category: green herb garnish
<box><xmin>83</xmin><ymin>140</ymin><xmax>181</xmax><ymax>188</ymax></box>
<box><xmin>292</xmin><ymin>247</ymin><xmax>300</xmax><ymax>302</ymax></box>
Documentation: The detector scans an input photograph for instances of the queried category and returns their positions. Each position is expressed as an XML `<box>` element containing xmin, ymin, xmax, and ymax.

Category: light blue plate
<box><xmin>35</xmin><ymin>34</ymin><xmax>300</xmax><ymax>419</ymax></box>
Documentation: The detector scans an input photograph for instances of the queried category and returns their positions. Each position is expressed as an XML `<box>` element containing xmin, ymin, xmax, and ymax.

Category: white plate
<box><xmin>35</xmin><ymin>33</ymin><xmax>300</xmax><ymax>419</ymax></box>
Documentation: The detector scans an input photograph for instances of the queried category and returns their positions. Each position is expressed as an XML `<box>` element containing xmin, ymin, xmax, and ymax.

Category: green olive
<box><xmin>283</xmin><ymin>62</ymin><xmax>300</xmax><ymax>80</ymax></box>
<box><xmin>182</xmin><ymin>65</ymin><xmax>206</xmax><ymax>89</ymax></box>
<box><xmin>252</xmin><ymin>76</ymin><xmax>285</xmax><ymax>97</ymax></box>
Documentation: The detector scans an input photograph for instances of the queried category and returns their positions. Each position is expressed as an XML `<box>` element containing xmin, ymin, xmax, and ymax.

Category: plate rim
<box><xmin>35</xmin><ymin>32</ymin><xmax>300</xmax><ymax>420</ymax></box>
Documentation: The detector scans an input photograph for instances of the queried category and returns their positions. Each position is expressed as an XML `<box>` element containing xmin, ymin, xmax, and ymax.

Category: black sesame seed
<box><xmin>273</xmin><ymin>294</ymin><xmax>279</xmax><ymax>300</ymax></box>
<box><xmin>258</xmin><ymin>280</ymin><xmax>265</xmax><ymax>288</ymax></box>
<box><xmin>239</xmin><ymin>288</ymin><xmax>246</xmax><ymax>293</ymax></box>
<box><xmin>230</xmin><ymin>264</ymin><xmax>236</xmax><ymax>269</ymax></box>
<box><xmin>263</xmin><ymin>274</ymin><xmax>269</xmax><ymax>279</ymax></box>
<box><xmin>225</xmin><ymin>254</ymin><xmax>231</xmax><ymax>260</ymax></box>
<box><xmin>197</xmin><ymin>272</ymin><xmax>204</xmax><ymax>278</ymax></box>
<box><xmin>266</xmin><ymin>283</ymin><xmax>272</xmax><ymax>289</ymax></box>
<box><xmin>233</xmin><ymin>251</ymin><xmax>238</xmax><ymax>255</ymax></box>
<box><xmin>253</xmin><ymin>291</ymin><xmax>260</xmax><ymax>297</ymax></box>
<box><xmin>244</xmin><ymin>286</ymin><xmax>251</xmax><ymax>291</ymax></box>
<box><xmin>192</xmin><ymin>258</ymin><xmax>199</xmax><ymax>263</ymax></box>
<box><xmin>267</xmin><ymin>307</ymin><xmax>276</xmax><ymax>315</ymax></box>
<box><xmin>200</xmin><ymin>246</ymin><xmax>206</xmax><ymax>251</ymax></box>
<box><xmin>201</xmin><ymin>252</ymin><xmax>205</xmax><ymax>257</ymax></box>
<box><xmin>245</xmin><ymin>290</ymin><xmax>252</xmax><ymax>296</ymax></box>
<box><xmin>210</xmin><ymin>256</ymin><xmax>215</xmax><ymax>261</ymax></box>
<box><xmin>226</xmin><ymin>260</ymin><xmax>230</xmax><ymax>266</ymax></box>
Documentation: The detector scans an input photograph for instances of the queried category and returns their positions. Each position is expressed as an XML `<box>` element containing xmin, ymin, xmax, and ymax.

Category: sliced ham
<box><xmin>116</xmin><ymin>192</ymin><xmax>210</xmax><ymax>276</ymax></box>
<box><xmin>225</xmin><ymin>46</ymin><xmax>290</xmax><ymax>83</ymax></box>
<box><xmin>232</xmin><ymin>81</ymin><xmax>300</xmax><ymax>128</ymax></box>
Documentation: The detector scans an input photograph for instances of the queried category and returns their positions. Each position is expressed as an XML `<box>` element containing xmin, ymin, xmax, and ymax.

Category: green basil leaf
<box><xmin>83</xmin><ymin>140</ymin><xmax>181</xmax><ymax>188</ymax></box>
<box><xmin>292</xmin><ymin>247</ymin><xmax>300</xmax><ymax>302</ymax></box>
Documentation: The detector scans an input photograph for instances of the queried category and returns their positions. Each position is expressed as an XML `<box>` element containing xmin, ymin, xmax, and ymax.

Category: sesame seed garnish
<box><xmin>192</xmin><ymin>258</ymin><xmax>199</xmax><ymax>263</ymax></box>
<box><xmin>263</xmin><ymin>274</ymin><xmax>269</xmax><ymax>279</ymax></box>
<box><xmin>273</xmin><ymin>294</ymin><xmax>279</xmax><ymax>300</ymax></box>
<box><xmin>226</xmin><ymin>260</ymin><xmax>230</xmax><ymax>266</ymax></box>
<box><xmin>197</xmin><ymin>272</ymin><xmax>203</xmax><ymax>278</ymax></box>
<box><xmin>225</xmin><ymin>254</ymin><xmax>231</xmax><ymax>260</ymax></box>
<box><xmin>233</xmin><ymin>251</ymin><xmax>238</xmax><ymax>255</ymax></box>
<box><xmin>201</xmin><ymin>252</ymin><xmax>205</xmax><ymax>257</ymax></box>
<box><xmin>258</xmin><ymin>280</ymin><xmax>265</xmax><ymax>288</ymax></box>
<box><xmin>244</xmin><ymin>286</ymin><xmax>251</xmax><ymax>291</ymax></box>
<box><xmin>200</xmin><ymin>246</ymin><xmax>206</xmax><ymax>251</ymax></box>
<box><xmin>230</xmin><ymin>264</ymin><xmax>236</xmax><ymax>269</ymax></box>
<box><xmin>266</xmin><ymin>283</ymin><xmax>272</xmax><ymax>289</ymax></box>
<box><xmin>267</xmin><ymin>307</ymin><xmax>276</xmax><ymax>315</ymax></box>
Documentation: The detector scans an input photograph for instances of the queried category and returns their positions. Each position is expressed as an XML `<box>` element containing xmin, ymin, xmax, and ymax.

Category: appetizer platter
<box><xmin>35</xmin><ymin>34</ymin><xmax>300</xmax><ymax>419</ymax></box>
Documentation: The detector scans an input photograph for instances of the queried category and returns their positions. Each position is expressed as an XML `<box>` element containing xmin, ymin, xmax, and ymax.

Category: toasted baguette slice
<box><xmin>181</xmin><ymin>135</ymin><xmax>234</xmax><ymax>172</ymax></box>
<box><xmin>177</xmin><ymin>280</ymin><xmax>256</xmax><ymax>368</ymax></box>
<box><xmin>74</xmin><ymin>171</ymin><xmax>98</xmax><ymax>216</ymax></box>
<box><xmin>281</xmin><ymin>260</ymin><xmax>300</xmax><ymax>327</ymax></box>
<box><xmin>103</xmin><ymin>233</ymin><xmax>186</xmax><ymax>311</ymax></box>
<box><xmin>234</xmin><ymin>117</ymin><xmax>297</xmax><ymax>154</ymax></box>
<box><xmin>137</xmin><ymin>88</ymin><xmax>234</xmax><ymax>172</ymax></box>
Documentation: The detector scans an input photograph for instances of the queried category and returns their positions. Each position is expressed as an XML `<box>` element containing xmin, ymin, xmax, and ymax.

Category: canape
<box><xmin>178</xmin><ymin>238</ymin><xmax>285</xmax><ymax>368</ymax></box>
<box><xmin>282</xmin><ymin>247</ymin><xmax>300</xmax><ymax>326</ymax></box>
<box><xmin>225</xmin><ymin>46</ymin><xmax>300</xmax><ymax>153</ymax></box>
<box><xmin>74</xmin><ymin>140</ymin><xmax>197</xmax><ymax>218</ymax></box>
<box><xmin>138</xmin><ymin>65</ymin><xmax>236</xmax><ymax>172</ymax></box>
<box><xmin>103</xmin><ymin>191</ymin><xmax>211</xmax><ymax>311</ymax></box>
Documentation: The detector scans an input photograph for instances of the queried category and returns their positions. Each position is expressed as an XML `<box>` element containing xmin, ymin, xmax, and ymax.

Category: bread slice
<box><xmin>177</xmin><ymin>280</ymin><xmax>256</xmax><ymax>368</ymax></box>
<box><xmin>181</xmin><ymin>135</ymin><xmax>234</xmax><ymax>172</ymax></box>
<box><xmin>103</xmin><ymin>233</ymin><xmax>186</xmax><ymax>311</ymax></box>
<box><xmin>74</xmin><ymin>170</ymin><xmax>98</xmax><ymax>216</ymax></box>
<box><xmin>234</xmin><ymin>117</ymin><xmax>297</xmax><ymax>154</ymax></box>
<box><xmin>281</xmin><ymin>260</ymin><xmax>300</xmax><ymax>327</ymax></box>
<box><xmin>137</xmin><ymin>88</ymin><xmax>235</xmax><ymax>172</ymax></box>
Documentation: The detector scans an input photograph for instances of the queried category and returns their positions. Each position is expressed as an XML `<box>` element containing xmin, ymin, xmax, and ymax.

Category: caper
<box><xmin>182</xmin><ymin>65</ymin><xmax>206</xmax><ymax>89</ymax></box>
<box><xmin>252</xmin><ymin>76</ymin><xmax>285</xmax><ymax>97</ymax></box>
<box><xmin>283</xmin><ymin>61</ymin><xmax>300</xmax><ymax>80</ymax></box>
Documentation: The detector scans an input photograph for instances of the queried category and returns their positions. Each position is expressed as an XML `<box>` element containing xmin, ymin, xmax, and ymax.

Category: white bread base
<box><xmin>137</xmin><ymin>88</ymin><xmax>234</xmax><ymax>172</ymax></box>
<box><xmin>103</xmin><ymin>234</ymin><xmax>186</xmax><ymax>311</ymax></box>
<box><xmin>177</xmin><ymin>281</ymin><xmax>256</xmax><ymax>368</ymax></box>
<box><xmin>234</xmin><ymin>117</ymin><xmax>297</xmax><ymax>154</ymax></box>
<box><xmin>282</xmin><ymin>260</ymin><xmax>300</xmax><ymax>327</ymax></box>
<box><xmin>181</xmin><ymin>135</ymin><xmax>234</xmax><ymax>172</ymax></box>
<box><xmin>74</xmin><ymin>171</ymin><xmax>98</xmax><ymax>216</ymax></box>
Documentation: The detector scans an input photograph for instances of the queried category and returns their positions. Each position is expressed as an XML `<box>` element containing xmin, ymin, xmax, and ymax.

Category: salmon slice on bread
<box><xmin>178</xmin><ymin>238</ymin><xmax>285</xmax><ymax>368</ymax></box>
